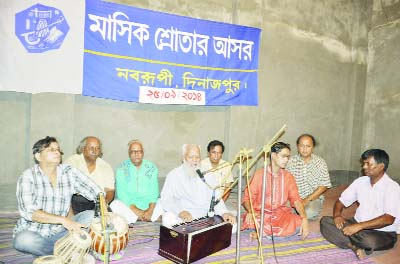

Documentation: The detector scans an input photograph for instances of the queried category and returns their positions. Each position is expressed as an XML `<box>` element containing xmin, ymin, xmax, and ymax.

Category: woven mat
<box><xmin>119</xmin><ymin>224</ymin><xmax>374</xmax><ymax>264</ymax></box>
<box><xmin>0</xmin><ymin>214</ymin><xmax>374</xmax><ymax>264</ymax></box>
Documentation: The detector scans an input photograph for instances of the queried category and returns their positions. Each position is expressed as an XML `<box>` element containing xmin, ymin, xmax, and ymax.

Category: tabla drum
<box><xmin>33</xmin><ymin>255</ymin><xmax>63</xmax><ymax>264</ymax></box>
<box><xmin>54</xmin><ymin>230</ymin><xmax>91</xmax><ymax>263</ymax></box>
<box><xmin>89</xmin><ymin>213</ymin><xmax>129</xmax><ymax>255</ymax></box>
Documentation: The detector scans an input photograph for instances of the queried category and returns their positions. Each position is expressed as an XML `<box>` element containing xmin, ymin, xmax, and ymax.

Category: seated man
<box><xmin>160</xmin><ymin>144</ymin><xmax>236</xmax><ymax>228</ymax></box>
<box><xmin>110</xmin><ymin>140</ymin><xmax>160</xmax><ymax>223</ymax></box>
<box><xmin>65</xmin><ymin>136</ymin><xmax>115</xmax><ymax>214</ymax></box>
<box><xmin>286</xmin><ymin>134</ymin><xmax>331</xmax><ymax>220</ymax></box>
<box><xmin>201</xmin><ymin>140</ymin><xmax>234</xmax><ymax>201</ymax></box>
<box><xmin>13</xmin><ymin>136</ymin><xmax>103</xmax><ymax>256</ymax></box>
<box><xmin>320</xmin><ymin>149</ymin><xmax>400</xmax><ymax>260</ymax></box>
<box><xmin>241</xmin><ymin>142</ymin><xmax>309</xmax><ymax>239</ymax></box>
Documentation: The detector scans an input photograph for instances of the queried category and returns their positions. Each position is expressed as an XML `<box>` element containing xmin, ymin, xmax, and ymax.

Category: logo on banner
<box><xmin>15</xmin><ymin>3</ymin><xmax>69</xmax><ymax>53</ymax></box>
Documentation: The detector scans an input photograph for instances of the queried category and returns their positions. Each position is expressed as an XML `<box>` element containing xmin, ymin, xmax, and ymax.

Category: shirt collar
<box><xmin>372</xmin><ymin>173</ymin><xmax>389</xmax><ymax>187</ymax></box>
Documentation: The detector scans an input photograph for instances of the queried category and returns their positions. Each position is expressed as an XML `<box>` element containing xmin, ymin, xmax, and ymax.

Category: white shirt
<box><xmin>64</xmin><ymin>154</ymin><xmax>115</xmax><ymax>190</ymax></box>
<box><xmin>339</xmin><ymin>173</ymin><xmax>400</xmax><ymax>232</ymax></box>
<box><xmin>160</xmin><ymin>164</ymin><xmax>229</xmax><ymax>219</ymax></box>
<box><xmin>201</xmin><ymin>158</ymin><xmax>233</xmax><ymax>196</ymax></box>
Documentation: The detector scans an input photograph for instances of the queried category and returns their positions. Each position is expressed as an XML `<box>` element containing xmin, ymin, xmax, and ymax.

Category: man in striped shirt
<box><xmin>13</xmin><ymin>136</ymin><xmax>103</xmax><ymax>256</ymax></box>
<box><xmin>286</xmin><ymin>134</ymin><xmax>331</xmax><ymax>220</ymax></box>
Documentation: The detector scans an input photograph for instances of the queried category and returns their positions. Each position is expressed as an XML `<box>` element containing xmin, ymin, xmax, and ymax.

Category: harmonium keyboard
<box><xmin>158</xmin><ymin>215</ymin><xmax>232</xmax><ymax>263</ymax></box>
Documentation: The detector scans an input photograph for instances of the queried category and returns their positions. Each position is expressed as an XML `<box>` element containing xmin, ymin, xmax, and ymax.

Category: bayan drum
<box><xmin>54</xmin><ymin>230</ymin><xmax>91</xmax><ymax>263</ymax></box>
<box><xmin>89</xmin><ymin>213</ymin><xmax>129</xmax><ymax>255</ymax></box>
<box><xmin>33</xmin><ymin>255</ymin><xmax>63</xmax><ymax>264</ymax></box>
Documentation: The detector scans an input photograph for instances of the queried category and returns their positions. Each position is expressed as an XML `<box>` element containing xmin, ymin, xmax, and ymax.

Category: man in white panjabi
<box><xmin>160</xmin><ymin>144</ymin><xmax>236</xmax><ymax>228</ymax></box>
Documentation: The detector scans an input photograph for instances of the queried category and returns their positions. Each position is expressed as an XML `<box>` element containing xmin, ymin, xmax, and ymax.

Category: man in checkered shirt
<box><xmin>286</xmin><ymin>134</ymin><xmax>331</xmax><ymax>220</ymax></box>
<box><xmin>13</xmin><ymin>136</ymin><xmax>103</xmax><ymax>256</ymax></box>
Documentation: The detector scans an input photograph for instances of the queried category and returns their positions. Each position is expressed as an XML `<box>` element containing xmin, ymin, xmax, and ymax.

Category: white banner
<box><xmin>0</xmin><ymin>0</ymin><xmax>84</xmax><ymax>94</ymax></box>
<box><xmin>139</xmin><ymin>86</ymin><xmax>206</xmax><ymax>105</ymax></box>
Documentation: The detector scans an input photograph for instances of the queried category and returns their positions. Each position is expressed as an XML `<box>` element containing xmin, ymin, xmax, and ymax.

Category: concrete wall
<box><xmin>362</xmin><ymin>0</ymin><xmax>400</xmax><ymax>178</ymax></box>
<box><xmin>2</xmin><ymin>0</ymin><xmax>398</xmax><ymax>211</ymax></box>
<box><xmin>0</xmin><ymin>92</ymin><xmax>31</xmax><ymax>211</ymax></box>
<box><xmin>230</xmin><ymin>0</ymin><xmax>371</xmax><ymax>174</ymax></box>
<box><xmin>72</xmin><ymin>95</ymin><xmax>229</xmax><ymax>177</ymax></box>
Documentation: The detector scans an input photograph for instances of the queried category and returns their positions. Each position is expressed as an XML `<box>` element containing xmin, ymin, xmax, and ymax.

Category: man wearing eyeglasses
<box><xmin>13</xmin><ymin>136</ymin><xmax>103</xmax><ymax>256</ymax></box>
<box><xmin>110</xmin><ymin>140</ymin><xmax>160</xmax><ymax>223</ymax></box>
<box><xmin>241</xmin><ymin>142</ymin><xmax>309</xmax><ymax>240</ymax></box>
<box><xmin>65</xmin><ymin>136</ymin><xmax>115</xmax><ymax>214</ymax></box>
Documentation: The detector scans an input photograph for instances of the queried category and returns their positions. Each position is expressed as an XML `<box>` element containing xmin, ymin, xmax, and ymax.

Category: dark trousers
<box><xmin>71</xmin><ymin>194</ymin><xmax>95</xmax><ymax>215</ymax></box>
<box><xmin>320</xmin><ymin>216</ymin><xmax>397</xmax><ymax>253</ymax></box>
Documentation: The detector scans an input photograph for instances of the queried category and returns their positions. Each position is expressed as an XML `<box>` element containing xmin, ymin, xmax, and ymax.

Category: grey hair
<box><xmin>182</xmin><ymin>144</ymin><xmax>201</xmax><ymax>157</ymax></box>
<box><xmin>127</xmin><ymin>139</ymin><xmax>143</xmax><ymax>149</ymax></box>
<box><xmin>76</xmin><ymin>136</ymin><xmax>102</xmax><ymax>154</ymax></box>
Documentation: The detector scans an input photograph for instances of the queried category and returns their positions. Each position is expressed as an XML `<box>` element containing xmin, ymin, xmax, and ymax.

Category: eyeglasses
<box><xmin>129</xmin><ymin>150</ymin><xmax>143</xmax><ymax>155</ymax></box>
<box><xmin>42</xmin><ymin>147</ymin><xmax>64</xmax><ymax>155</ymax></box>
<box><xmin>85</xmin><ymin>146</ymin><xmax>101</xmax><ymax>152</ymax></box>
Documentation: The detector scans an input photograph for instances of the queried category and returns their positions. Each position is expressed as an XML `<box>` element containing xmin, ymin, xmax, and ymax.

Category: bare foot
<box><xmin>250</xmin><ymin>231</ymin><xmax>258</xmax><ymax>241</ymax></box>
<box><xmin>355</xmin><ymin>248</ymin><xmax>366</xmax><ymax>260</ymax></box>
<box><xmin>348</xmin><ymin>243</ymin><xmax>366</xmax><ymax>260</ymax></box>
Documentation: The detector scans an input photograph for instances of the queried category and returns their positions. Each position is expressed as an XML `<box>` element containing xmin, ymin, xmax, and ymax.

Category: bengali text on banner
<box><xmin>83</xmin><ymin>0</ymin><xmax>261</xmax><ymax>106</ymax></box>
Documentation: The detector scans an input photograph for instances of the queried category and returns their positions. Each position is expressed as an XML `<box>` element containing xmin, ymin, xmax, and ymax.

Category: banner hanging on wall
<box><xmin>83</xmin><ymin>0</ymin><xmax>261</xmax><ymax>106</ymax></box>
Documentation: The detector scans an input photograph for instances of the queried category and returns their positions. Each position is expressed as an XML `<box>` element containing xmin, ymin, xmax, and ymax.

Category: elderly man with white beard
<box><xmin>160</xmin><ymin>144</ymin><xmax>236</xmax><ymax>228</ymax></box>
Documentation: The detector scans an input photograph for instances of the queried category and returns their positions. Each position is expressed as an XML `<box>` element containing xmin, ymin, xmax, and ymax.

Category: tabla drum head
<box><xmin>33</xmin><ymin>255</ymin><xmax>63</xmax><ymax>264</ymax></box>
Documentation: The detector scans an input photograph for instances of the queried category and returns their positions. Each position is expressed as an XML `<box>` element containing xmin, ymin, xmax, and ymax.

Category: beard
<box><xmin>183</xmin><ymin>160</ymin><xmax>200</xmax><ymax>179</ymax></box>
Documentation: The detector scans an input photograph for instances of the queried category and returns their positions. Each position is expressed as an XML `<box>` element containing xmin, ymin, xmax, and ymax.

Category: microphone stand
<box><xmin>224</xmin><ymin>125</ymin><xmax>287</xmax><ymax>194</ymax></box>
<box><xmin>235</xmin><ymin>148</ymin><xmax>251</xmax><ymax>263</ymax></box>
<box><xmin>195</xmin><ymin>125</ymin><xmax>286</xmax><ymax>263</ymax></box>
<box><xmin>233</xmin><ymin>125</ymin><xmax>286</xmax><ymax>262</ymax></box>
<box><xmin>258</xmin><ymin>145</ymin><xmax>271</xmax><ymax>256</ymax></box>
<box><xmin>196</xmin><ymin>169</ymin><xmax>218</xmax><ymax>218</ymax></box>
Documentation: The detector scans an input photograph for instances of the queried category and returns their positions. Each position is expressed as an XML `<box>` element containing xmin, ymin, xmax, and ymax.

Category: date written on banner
<box><xmin>139</xmin><ymin>86</ymin><xmax>206</xmax><ymax>105</ymax></box>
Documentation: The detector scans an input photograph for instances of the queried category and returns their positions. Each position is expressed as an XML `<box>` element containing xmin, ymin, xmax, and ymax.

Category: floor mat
<box><xmin>0</xmin><ymin>214</ymin><xmax>374</xmax><ymax>264</ymax></box>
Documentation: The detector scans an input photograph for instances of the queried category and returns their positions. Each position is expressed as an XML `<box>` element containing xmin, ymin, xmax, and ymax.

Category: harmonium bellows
<box><xmin>158</xmin><ymin>215</ymin><xmax>232</xmax><ymax>263</ymax></box>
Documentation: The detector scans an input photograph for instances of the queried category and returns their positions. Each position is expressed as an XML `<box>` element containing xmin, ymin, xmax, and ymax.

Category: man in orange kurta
<box><xmin>241</xmin><ymin>142</ymin><xmax>309</xmax><ymax>239</ymax></box>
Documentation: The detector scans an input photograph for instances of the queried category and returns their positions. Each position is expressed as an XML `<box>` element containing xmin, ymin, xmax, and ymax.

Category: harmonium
<box><xmin>158</xmin><ymin>215</ymin><xmax>232</xmax><ymax>263</ymax></box>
